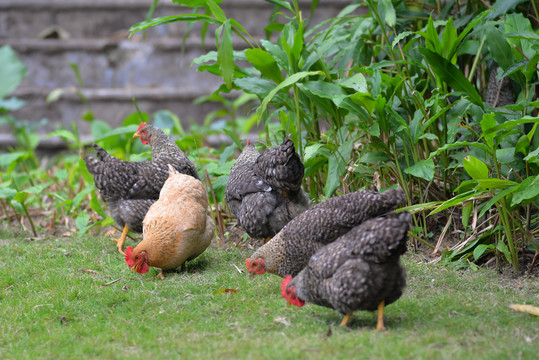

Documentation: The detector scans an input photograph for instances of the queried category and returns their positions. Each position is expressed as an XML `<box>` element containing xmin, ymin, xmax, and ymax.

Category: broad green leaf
<box><xmin>256</xmin><ymin>71</ymin><xmax>324</xmax><ymax>116</ymax></box>
<box><xmin>473</xmin><ymin>244</ymin><xmax>494</xmax><ymax>261</ymax></box>
<box><xmin>154</xmin><ymin>110</ymin><xmax>183</xmax><ymax>136</ymax></box>
<box><xmin>217</xmin><ymin>20</ymin><xmax>234</xmax><ymax>89</ymax></box>
<box><xmin>392</xmin><ymin>31</ymin><xmax>413</xmax><ymax>48</ymax></box>
<box><xmin>500</xmin><ymin>60</ymin><xmax>527</xmax><ymax>79</ymax></box>
<box><xmin>476</xmin><ymin>178</ymin><xmax>518</xmax><ymax>190</ymax></box>
<box><xmin>418</xmin><ymin>133</ymin><xmax>439</xmax><ymax>141</ymax></box>
<box><xmin>339</xmin><ymin>73</ymin><xmax>368</xmax><ymax>93</ymax></box>
<box><xmin>429</xmin><ymin>190</ymin><xmax>481</xmax><ymax>216</ymax></box>
<box><xmin>419</xmin><ymin>48</ymin><xmax>483</xmax><ymax>107</ymax></box>
<box><xmin>422</xmin><ymin>16</ymin><xmax>441</xmax><ymax>53</ymax></box>
<box><xmin>511</xmin><ymin>175</ymin><xmax>539</xmax><ymax>206</ymax></box>
<box><xmin>300</xmin><ymin>81</ymin><xmax>347</xmax><ymax>104</ymax></box>
<box><xmin>0</xmin><ymin>45</ymin><xmax>27</xmax><ymax>98</ymax></box>
<box><xmin>24</xmin><ymin>183</ymin><xmax>49</xmax><ymax>194</ymax></box>
<box><xmin>524</xmin><ymin>147</ymin><xmax>539</xmax><ymax>163</ymax></box>
<box><xmin>496</xmin><ymin>241</ymin><xmax>512</xmax><ymax>263</ymax></box>
<box><xmin>71</xmin><ymin>186</ymin><xmax>96</xmax><ymax>213</ymax></box>
<box><xmin>378</xmin><ymin>0</ymin><xmax>396</xmax><ymax>27</ymax></box>
<box><xmin>463</xmin><ymin>155</ymin><xmax>489</xmax><ymax>180</ymax></box>
<box><xmin>404</xmin><ymin>159</ymin><xmax>435</xmax><ymax>181</ymax></box>
<box><xmin>478</xmin><ymin>186</ymin><xmax>519</xmax><ymax>218</ymax></box>
<box><xmin>265</xmin><ymin>0</ymin><xmax>293</xmax><ymax>12</ymax></box>
<box><xmin>496</xmin><ymin>148</ymin><xmax>515</xmax><ymax>164</ymax></box>
<box><xmin>233</xmin><ymin>77</ymin><xmax>275</xmax><ymax>97</ymax></box>
<box><xmin>505</xmin><ymin>31</ymin><xmax>539</xmax><ymax>41</ymax></box>
<box><xmin>0</xmin><ymin>151</ymin><xmax>28</xmax><ymax>168</ymax></box>
<box><xmin>129</xmin><ymin>15</ymin><xmax>221</xmax><ymax>38</ymax></box>
<box><xmin>304</xmin><ymin>157</ymin><xmax>327</xmax><ymax>178</ymax></box>
<box><xmin>359</xmin><ymin>152</ymin><xmax>390</xmax><ymax>164</ymax></box>
<box><xmin>483</xmin><ymin>116</ymin><xmax>539</xmax><ymax>135</ymax></box>
<box><xmin>46</xmin><ymin>129</ymin><xmax>78</xmax><ymax>143</ymax></box>
<box><xmin>324</xmin><ymin>142</ymin><xmax>352</xmax><ymax>198</ymax></box>
<box><xmin>441</xmin><ymin>18</ymin><xmax>457</xmax><ymax>62</ymax></box>
<box><xmin>480</xmin><ymin>113</ymin><xmax>496</xmax><ymax>149</ymax></box>
<box><xmin>291</xmin><ymin>20</ymin><xmax>304</xmax><ymax>62</ymax></box>
<box><xmin>0</xmin><ymin>97</ymin><xmax>25</xmax><ymax>111</ymax></box>
<box><xmin>325</xmin><ymin>153</ymin><xmax>342</xmax><ymax>198</ymax></box>
<box><xmin>206</xmin><ymin>0</ymin><xmax>226</xmax><ymax>22</ymax></box>
<box><xmin>486</xmin><ymin>0</ymin><xmax>527</xmax><ymax>20</ymax></box>
<box><xmin>448</xmin><ymin>9</ymin><xmax>491</xmax><ymax>61</ymax></box>
<box><xmin>515</xmin><ymin>135</ymin><xmax>530</xmax><ymax>156</ymax></box>
<box><xmin>504</xmin><ymin>13</ymin><xmax>534</xmax><ymax>60</ymax></box>
<box><xmin>0</xmin><ymin>185</ymin><xmax>17</xmax><ymax>199</ymax></box>
<box><xmin>304</xmin><ymin>143</ymin><xmax>325</xmax><ymax>161</ymax></box>
<box><xmin>462</xmin><ymin>202</ymin><xmax>472</xmax><ymax>228</ymax></box>
<box><xmin>485</xmin><ymin>26</ymin><xmax>514</xmax><ymax>70</ymax></box>
<box><xmin>428</xmin><ymin>142</ymin><xmax>491</xmax><ymax>159</ymax></box>
<box><xmin>485</xmin><ymin>25</ymin><xmax>526</xmax><ymax>86</ymax></box>
<box><xmin>349</xmin><ymin>93</ymin><xmax>376</xmax><ymax>115</ymax></box>
<box><xmin>13</xmin><ymin>191</ymin><xmax>27</xmax><ymax>203</ymax></box>
<box><xmin>261</xmin><ymin>40</ymin><xmax>289</xmax><ymax>72</ymax></box>
<box><xmin>75</xmin><ymin>212</ymin><xmax>91</xmax><ymax>236</ymax></box>
<box><xmin>245</xmin><ymin>49</ymin><xmax>284</xmax><ymax>84</ymax></box>
<box><xmin>89</xmin><ymin>190</ymin><xmax>106</xmax><ymax>218</ymax></box>
<box><xmin>93</xmin><ymin>124</ymin><xmax>139</xmax><ymax>142</ymax></box>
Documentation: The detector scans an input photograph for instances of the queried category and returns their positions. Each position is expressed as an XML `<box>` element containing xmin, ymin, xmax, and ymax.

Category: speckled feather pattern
<box><xmin>133</xmin><ymin>170</ymin><xmax>214</xmax><ymax>270</ymax></box>
<box><xmin>289</xmin><ymin>212</ymin><xmax>411</xmax><ymax>315</ymax></box>
<box><xmin>84</xmin><ymin>125</ymin><xmax>199</xmax><ymax>231</ymax></box>
<box><xmin>225</xmin><ymin>137</ymin><xmax>310</xmax><ymax>238</ymax></box>
<box><xmin>254</xmin><ymin>134</ymin><xmax>304</xmax><ymax>192</ymax></box>
<box><xmin>249</xmin><ymin>188</ymin><xmax>406</xmax><ymax>277</ymax></box>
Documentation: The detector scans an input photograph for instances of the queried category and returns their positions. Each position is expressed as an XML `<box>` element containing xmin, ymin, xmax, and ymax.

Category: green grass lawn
<box><xmin>1</xmin><ymin>226</ymin><xmax>537</xmax><ymax>360</ymax></box>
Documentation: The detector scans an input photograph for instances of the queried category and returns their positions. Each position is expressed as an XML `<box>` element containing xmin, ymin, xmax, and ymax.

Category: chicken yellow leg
<box><xmin>340</xmin><ymin>312</ymin><xmax>352</xmax><ymax>327</ymax></box>
<box><xmin>376</xmin><ymin>300</ymin><xmax>385</xmax><ymax>331</ymax></box>
<box><xmin>112</xmin><ymin>224</ymin><xmax>129</xmax><ymax>255</ymax></box>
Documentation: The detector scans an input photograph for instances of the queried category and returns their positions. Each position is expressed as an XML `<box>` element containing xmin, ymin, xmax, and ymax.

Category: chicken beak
<box><xmin>249</xmin><ymin>271</ymin><xmax>255</xmax><ymax>279</ymax></box>
<box><xmin>132</xmin><ymin>132</ymin><xmax>140</xmax><ymax>139</ymax></box>
<box><xmin>287</xmin><ymin>298</ymin><xmax>292</xmax><ymax>307</ymax></box>
<box><xmin>130</xmin><ymin>264</ymin><xmax>138</xmax><ymax>273</ymax></box>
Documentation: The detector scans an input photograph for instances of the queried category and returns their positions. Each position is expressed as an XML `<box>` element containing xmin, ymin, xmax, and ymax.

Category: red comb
<box><xmin>136</xmin><ymin>122</ymin><xmax>147</xmax><ymax>132</ymax></box>
<box><xmin>124</xmin><ymin>246</ymin><xmax>135</xmax><ymax>267</ymax></box>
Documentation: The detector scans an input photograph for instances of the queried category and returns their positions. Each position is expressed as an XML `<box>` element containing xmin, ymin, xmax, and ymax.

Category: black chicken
<box><xmin>281</xmin><ymin>211</ymin><xmax>411</xmax><ymax>330</ymax></box>
<box><xmin>225</xmin><ymin>135</ymin><xmax>310</xmax><ymax>240</ymax></box>
<box><xmin>84</xmin><ymin>123</ymin><xmax>199</xmax><ymax>254</ymax></box>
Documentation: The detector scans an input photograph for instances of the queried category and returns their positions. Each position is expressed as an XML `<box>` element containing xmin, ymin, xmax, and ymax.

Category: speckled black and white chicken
<box><xmin>84</xmin><ymin>123</ymin><xmax>199</xmax><ymax>254</ymax></box>
<box><xmin>246</xmin><ymin>188</ymin><xmax>406</xmax><ymax>278</ymax></box>
<box><xmin>225</xmin><ymin>135</ymin><xmax>310</xmax><ymax>240</ymax></box>
<box><xmin>281</xmin><ymin>211</ymin><xmax>411</xmax><ymax>330</ymax></box>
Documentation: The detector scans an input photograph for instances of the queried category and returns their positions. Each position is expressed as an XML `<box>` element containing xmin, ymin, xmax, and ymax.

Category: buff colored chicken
<box><xmin>124</xmin><ymin>165</ymin><xmax>214</xmax><ymax>279</ymax></box>
<box><xmin>85</xmin><ymin>123</ymin><xmax>199</xmax><ymax>254</ymax></box>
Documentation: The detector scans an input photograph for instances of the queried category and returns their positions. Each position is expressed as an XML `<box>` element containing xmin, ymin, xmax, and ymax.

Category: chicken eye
<box><xmin>286</xmin><ymin>288</ymin><xmax>293</xmax><ymax>296</ymax></box>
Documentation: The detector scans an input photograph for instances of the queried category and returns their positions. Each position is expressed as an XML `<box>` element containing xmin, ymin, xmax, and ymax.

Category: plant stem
<box><xmin>468</xmin><ymin>35</ymin><xmax>485</xmax><ymax>82</ymax></box>
<box><xmin>21</xmin><ymin>200</ymin><xmax>38</xmax><ymax>237</ymax></box>
<box><xmin>496</xmin><ymin>202</ymin><xmax>519</xmax><ymax>271</ymax></box>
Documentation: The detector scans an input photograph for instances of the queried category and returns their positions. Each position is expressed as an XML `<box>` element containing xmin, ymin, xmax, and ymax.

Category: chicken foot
<box><xmin>340</xmin><ymin>313</ymin><xmax>352</xmax><ymax>327</ymax></box>
<box><xmin>112</xmin><ymin>224</ymin><xmax>129</xmax><ymax>255</ymax></box>
<box><xmin>376</xmin><ymin>300</ymin><xmax>385</xmax><ymax>331</ymax></box>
